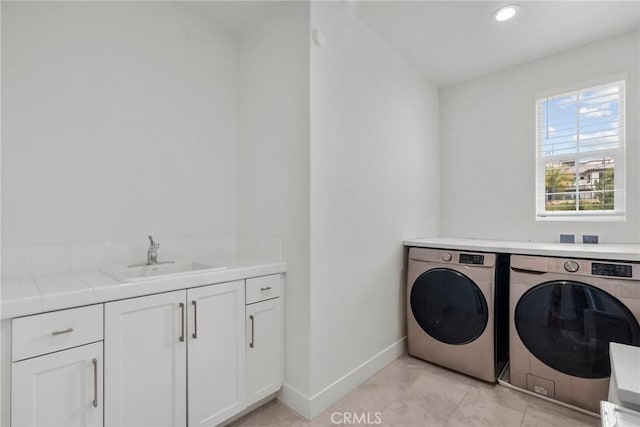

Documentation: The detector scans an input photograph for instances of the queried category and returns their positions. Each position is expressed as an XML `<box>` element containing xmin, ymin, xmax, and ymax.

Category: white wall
<box><xmin>308</xmin><ymin>0</ymin><xmax>439</xmax><ymax>413</ymax></box>
<box><xmin>236</xmin><ymin>1</ymin><xmax>312</xmax><ymax>405</ymax></box>
<box><xmin>237</xmin><ymin>3</ymin><xmax>440</xmax><ymax>417</ymax></box>
<box><xmin>2</xmin><ymin>2</ymin><xmax>238</xmax><ymax>273</ymax></box>
<box><xmin>440</xmin><ymin>31</ymin><xmax>640</xmax><ymax>244</ymax></box>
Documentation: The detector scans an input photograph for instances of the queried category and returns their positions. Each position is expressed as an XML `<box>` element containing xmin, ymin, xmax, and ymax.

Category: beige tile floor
<box><xmin>229</xmin><ymin>355</ymin><xmax>600</xmax><ymax>427</ymax></box>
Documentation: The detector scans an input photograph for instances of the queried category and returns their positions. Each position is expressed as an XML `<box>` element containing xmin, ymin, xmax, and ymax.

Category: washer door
<box><xmin>515</xmin><ymin>280</ymin><xmax>640</xmax><ymax>379</ymax></box>
<box><xmin>410</xmin><ymin>268</ymin><xmax>489</xmax><ymax>345</ymax></box>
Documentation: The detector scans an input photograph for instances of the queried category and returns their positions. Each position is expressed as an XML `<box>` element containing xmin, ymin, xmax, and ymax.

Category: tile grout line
<box><xmin>375</xmin><ymin>367</ymin><xmax>428</xmax><ymax>415</ymax></box>
<box><xmin>519</xmin><ymin>404</ymin><xmax>530</xmax><ymax>426</ymax></box>
<box><xmin>443</xmin><ymin>381</ymin><xmax>473</xmax><ymax>425</ymax></box>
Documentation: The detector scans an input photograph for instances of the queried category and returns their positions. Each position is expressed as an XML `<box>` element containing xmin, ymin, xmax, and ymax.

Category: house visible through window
<box><xmin>536</xmin><ymin>79</ymin><xmax>625</xmax><ymax>220</ymax></box>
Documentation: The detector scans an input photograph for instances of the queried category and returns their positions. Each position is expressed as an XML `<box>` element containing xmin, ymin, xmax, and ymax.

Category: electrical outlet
<box><xmin>559</xmin><ymin>234</ymin><xmax>575</xmax><ymax>244</ymax></box>
<box><xmin>583</xmin><ymin>235</ymin><xmax>599</xmax><ymax>244</ymax></box>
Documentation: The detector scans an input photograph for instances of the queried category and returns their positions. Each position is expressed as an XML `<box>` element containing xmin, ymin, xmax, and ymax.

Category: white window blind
<box><xmin>536</xmin><ymin>79</ymin><xmax>626</xmax><ymax>220</ymax></box>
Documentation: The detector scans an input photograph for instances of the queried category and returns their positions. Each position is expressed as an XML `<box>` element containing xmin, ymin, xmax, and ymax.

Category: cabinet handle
<box><xmin>249</xmin><ymin>315</ymin><xmax>255</xmax><ymax>348</ymax></box>
<box><xmin>260</xmin><ymin>287</ymin><xmax>272</xmax><ymax>291</ymax></box>
<box><xmin>192</xmin><ymin>300</ymin><xmax>198</xmax><ymax>339</ymax></box>
<box><xmin>179</xmin><ymin>302</ymin><xmax>185</xmax><ymax>342</ymax></box>
<box><xmin>51</xmin><ymin>328</ymin><xmax>74</xmax><ymax>336</ymax></box>
<box><xmin>92</xmin><ymin>358</ymin><xmax>98</xmax><ymax>408</ymax></box>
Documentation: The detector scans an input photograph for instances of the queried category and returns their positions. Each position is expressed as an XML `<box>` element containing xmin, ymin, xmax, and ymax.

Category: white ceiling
<box><xmin>344</xmin><ymin>1</ymin><xmax>640</xmax><ymax>86</ymax></box>
<box><xmin>182</xmin><ymin>1</ymin><xmax>282</xmax><ymax>36</ymax></box>
<box><xmin>183</xmin><ymin>1</ymin><xmax>640</xmax><ymax>87</ymax></box>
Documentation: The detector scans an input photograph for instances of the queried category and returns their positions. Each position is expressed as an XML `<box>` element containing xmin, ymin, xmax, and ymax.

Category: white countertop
<box><xmin>1</xmin><ymin>257</ymin><xmax>286</xmax><ymax>320</ymax></box>
<box><xmin>404</xmin><ymin>236</ymin><xmax>640</xmax><ymax>262</ymax></box>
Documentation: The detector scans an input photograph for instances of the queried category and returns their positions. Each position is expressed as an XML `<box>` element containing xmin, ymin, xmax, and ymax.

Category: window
<box><xmin>536</xmin><ymin>79</ymin><xmax>625</xmax><ymax>220</ymax></box>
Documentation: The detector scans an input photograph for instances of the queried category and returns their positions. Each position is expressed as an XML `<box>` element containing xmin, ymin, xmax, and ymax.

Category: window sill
<box><xmin>536</xmin><ymin>214</ymin><xmax>626</xmax><ymax>223</ymax></box>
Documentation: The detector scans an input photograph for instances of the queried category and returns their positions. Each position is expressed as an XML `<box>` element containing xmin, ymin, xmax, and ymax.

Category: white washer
<box><xmin>407</xmin><ymin>247</ymin><xmax>508</xmax><ymax>382</ymax></box>
<box><xmin>510</xmin><ymin>255</ymin><xmax>640</xmax><ymax>413</ymax></box>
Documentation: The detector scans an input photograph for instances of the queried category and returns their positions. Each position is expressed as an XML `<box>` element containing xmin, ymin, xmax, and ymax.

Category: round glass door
<box><xmin>515</xmin><ymin>280</ymin><xmax>640</xmax><ymax>378</ymax></box>
<box><xmin>410</xmin><ymin>268</ymin><xmax>488</xmax><ymax>345</ymax></box>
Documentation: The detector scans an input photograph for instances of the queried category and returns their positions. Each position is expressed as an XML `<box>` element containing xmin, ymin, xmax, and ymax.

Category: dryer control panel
<box><xmin>592</xmin><ymin>262</ymin><xmax>633</xmax><ymax>278</ymax></box>
<box><xmin>512</xmin><ymin>255</ymin><xmax>639</xmax><ymax>281</ymax></box>
<box><xmin>408</xmin><ymin>247</ymin><xmax>495</xmax><ymax>268</ymax></box>
<box><xmin>459</xmin><ymin>254</ymin><xmax>485</xmax><ymax>265</ymax></box>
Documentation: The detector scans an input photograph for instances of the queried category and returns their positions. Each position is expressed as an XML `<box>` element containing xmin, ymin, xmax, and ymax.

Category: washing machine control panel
<box><xmin>592</xmin><ymin>262</ymin><xmax>633</xmax><ymax>278</ymax></box>
<box><xmin>564</xmin><ymin>261</ymin><xmax>580</xmax><ymax>273</ymax></box>
<box><xmin>459</xmin><ymin>253</ymin><xmax>485</xmax><ymax>265</ymax></box>
<box><xmin>441</xmin><ymin>252</ymin><xmax>453</xmax><ymax>262</ymax></box>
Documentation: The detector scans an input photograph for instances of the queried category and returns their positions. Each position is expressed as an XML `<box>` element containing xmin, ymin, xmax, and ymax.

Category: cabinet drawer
<box><xmin>246</xmin><ymin>275</ymin><xmax>282</xmax><ymax>304</ymax></box>
<box><xmin>12</xmin><ymin>304</ymin><xmax>103</xmax><ymax>361</ymax></box>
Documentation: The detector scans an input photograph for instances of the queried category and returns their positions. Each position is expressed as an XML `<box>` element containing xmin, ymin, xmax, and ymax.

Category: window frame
<box><xmin>535</xmin><ymin>76</ymin><xmax>627</xmax><ymax>222</ymax></box>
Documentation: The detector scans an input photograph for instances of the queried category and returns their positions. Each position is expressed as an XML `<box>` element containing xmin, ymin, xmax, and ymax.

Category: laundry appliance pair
<box><xmin>407</xmin><ymin>247</ymin><xmax>640</xmax><ymax>413</ymax></box>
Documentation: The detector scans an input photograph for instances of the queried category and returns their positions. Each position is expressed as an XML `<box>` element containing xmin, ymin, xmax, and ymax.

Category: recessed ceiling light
<box><xmin>493</xmin><ymin>5</ymin><xmax>520</xmax><ymax>22</ymax></box>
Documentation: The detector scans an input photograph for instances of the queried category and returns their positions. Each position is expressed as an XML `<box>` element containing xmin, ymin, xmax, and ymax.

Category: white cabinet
<box><xmin>245</xmin><ymin>275</ymin><xmax>283</xmax><ymax>406</ymax></box>
<box><xmin>10</xmin><ymin>305</ymin><xmax>104</xmax><ymax>427</ymax></box>
<box><xmin>104</xmin><ymin>291</ymin><xmax>187</xmax><ymax>427</ymax></box>
<box><xmin>12</xmin><ymin>305</ymin><xmax>103</xmax><ymax>362</ymax></box>
<box><xmin>11</xmin><ymin>342</ymin><xmax>103</xmax><ymax>427</ymax></box>
<box><xmin>187</xmin><ymin>281</ymin><xmax>246</xmax><ymax>426</ymax></box>
<box><xmin>246</xmin><ymin>298</ymin><xmax>282</xmax><ymax>405</ymax></box>
<box><xmin>104</xmin><ymin>281</ymin><xmax>247</xmax><ymax>427</ymax></box>
<box><xmin>9</xmin><ymin>273</ymin><xmax>284</xmax><ymax>427</ymax></box>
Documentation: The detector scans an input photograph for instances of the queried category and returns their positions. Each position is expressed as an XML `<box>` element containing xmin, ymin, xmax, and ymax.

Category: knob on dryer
<box><xmin>564</xmin><ymin>261</ymin><xmax>580</xmax><ymax>273</ymax></box>
<box><xmin>442</xmin><ymin>252</ymin><xmax>453</xmax><ymax>262</ymax></box>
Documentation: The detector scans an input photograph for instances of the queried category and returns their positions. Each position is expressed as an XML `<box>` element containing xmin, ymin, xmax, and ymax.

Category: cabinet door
<box><xmin>246</xmin><ymin>298</ymin><xmax>283</xmax><ymax>405</ymax></box>
<box><xmin>105</xmin><ymin>291</ymin><xmax>186</xmax><ymax>427</ymax></box>
<box><xmin>187</xmin><ymin>281</ymin><xmax>246</xmax><ymax>426</ymax></box>
<box><xmin>11</xmin><ymin>342</ymin><xmax>103</xmax><ymax>427</ymax></box>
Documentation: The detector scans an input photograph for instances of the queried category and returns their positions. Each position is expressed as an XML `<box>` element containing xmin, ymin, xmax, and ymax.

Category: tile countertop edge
<box><xmin>403</xmin><ymin>237</ymin><xmax>640</xmax><ymax>262</ymax></box>
<box><xmin>1</xmin><ymin>259</ymin><xmax>287</xmax><ymax>320</ymax></box>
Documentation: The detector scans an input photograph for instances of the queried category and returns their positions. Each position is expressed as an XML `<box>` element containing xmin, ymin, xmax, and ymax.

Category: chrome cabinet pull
<box><xmin>51</xmin><ymin>328</ymin><xmax>74</xmax><ymax>336</ymax></box>
<box><xmin>260</xmin><ymin>287</ymin><xmax>272</xmax><ymax>291</ymax></box>
<box><xmin>92</xmin><ymin>358</ymin><xmax>98</xmax><ymax>408</ymax></box>
<box><xmin>179</xmin><ymin>303</ymin><xmax>185</xmax><ymax>342</ymax></box>
<box><xmin>192</xmin><ymin>300</ymin><xmax>198</xmax><ymax>339</ymax></box>
<box><xmin>249</xmin><ymin>315</ymin><xmax>255</xmax><ymax>348</ymax></box>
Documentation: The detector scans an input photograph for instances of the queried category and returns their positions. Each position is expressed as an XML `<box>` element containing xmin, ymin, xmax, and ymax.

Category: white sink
<box><xmin>102</xmin><ymin>261</ymin><xmax>226</xmax><ymax>283</ymax></box>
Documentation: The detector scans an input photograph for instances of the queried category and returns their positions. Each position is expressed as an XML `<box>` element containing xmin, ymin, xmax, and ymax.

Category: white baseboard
<box><xmin>278</xmin><ymin>382</ymin><xmax>313</xmax><ymax>419</ymax></box>
<box><xmin>278</xmin><ymin>336</ymin><xmax>407</xmax><ymax>420</ymax></box>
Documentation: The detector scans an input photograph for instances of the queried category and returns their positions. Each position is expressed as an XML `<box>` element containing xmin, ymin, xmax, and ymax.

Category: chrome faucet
<box><xmin>147</xmin><ymin>235</ymin><xmax>159</xmax><ymax>265</ymax></box>
<box><xmin>125</xmin><ymin>236</ymin><xmax>174</xmax><ymax>268</ymax></box>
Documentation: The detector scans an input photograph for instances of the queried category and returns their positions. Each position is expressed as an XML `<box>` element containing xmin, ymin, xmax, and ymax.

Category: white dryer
<box><xmin>510</xmin><ymin>255</ymin><xmax>640</xmax><ymax>413</ymax></box>
<box><xmin>407</xmin><ymin>247</ymin><xmax>508</xmax><ymax>382</ymax></box>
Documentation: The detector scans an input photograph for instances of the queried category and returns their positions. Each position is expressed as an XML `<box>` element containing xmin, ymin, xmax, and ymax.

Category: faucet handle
<box><xmin>148</xmin><ymin>235</ymin><xmax>159</xmax><ymax>249</ymax></box>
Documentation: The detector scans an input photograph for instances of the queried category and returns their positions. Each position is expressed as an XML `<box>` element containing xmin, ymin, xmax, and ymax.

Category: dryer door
<box><xmin>515</xmin><ymin>280</ymin><xmax>640</xmax><ymax>379</ymax></box>
<box><xmin>410</xmin><ymin>268</ymin><xmax>489</xmax><ymax>345</ymax></box>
